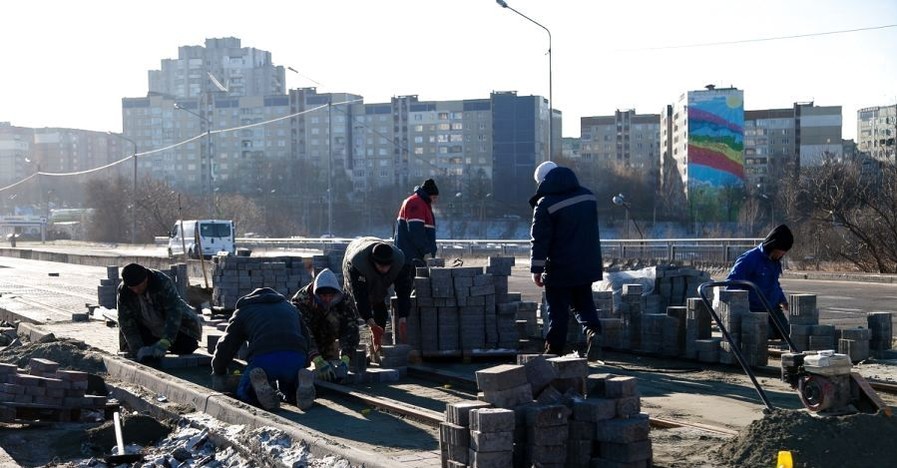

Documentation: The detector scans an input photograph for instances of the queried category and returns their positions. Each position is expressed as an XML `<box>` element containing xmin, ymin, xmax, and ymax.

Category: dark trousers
<box><xmin>370</xmin><ymin>263</ymin><xmax>414</xmax><ymax>328</ymax></box>
<box><xmin>133</xmin><ymin>326</ymin><xmax>199</xmax><ymax>364</ymax></box>
<box><xmin>237</xmin><ymin>350</ymin><xmax>307</xmax><ymax>405</ymax></box>
<box><xmin>544</xmin><ymin>283</ymin><xmax>602</xmax><ymax>354</ymax></box>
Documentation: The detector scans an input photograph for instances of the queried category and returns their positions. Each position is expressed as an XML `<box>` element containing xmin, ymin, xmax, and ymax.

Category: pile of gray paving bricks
<box><xmin>787</xmin><ymin>293</ymin><xmax>885</xmax><ymax>362</ymax></box>
<box><xmin>405</xmin><ymin>257</ymin><xmax>539</xmax><ymax>359</ymax></box>
<box><xmin>0</xmin><ymin>358</ymin><xmax>105</xmax><ymax>422</ymax></box>
<box><xmin>439</xmin><ymin>356</ymin><xmax>651</xmax><ymax>468</ymax></box>
<box><xmin>211</xmin><ymin>255</ymin><xmax>312</xmax><ymax>309</ymax></box>
<box><xmin>311</xmin><ymin>243</ymin><xmax>349</xmax><ymax>284</ymax></box>
<box><xmin>98</xmin><ymin>264</ymin><xmax>188</xmax><ymax>310</ymax></box>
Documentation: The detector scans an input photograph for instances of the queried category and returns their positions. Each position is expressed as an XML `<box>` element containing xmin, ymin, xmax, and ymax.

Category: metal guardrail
<box><xmin>155</xmin><ymin>236</ymin><xmax>762</xmax><ymax>264</ymax></box>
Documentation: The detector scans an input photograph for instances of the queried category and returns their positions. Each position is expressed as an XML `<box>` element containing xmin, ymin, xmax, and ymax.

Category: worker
<box><xmin>395</xmin><ymin>178</ymin><xmax>439</xmax><ymax>266</ymax></box>
<box><xmin>342</xmin><ymin>237</ymin><xmax>411</xmax><ymax>356</ymax></box>
<box><xmin>529</xmin><ymin>161</ymin><xmax>604</xmax><ymax>361</ymax></box>
<box><xmin>726</xmin><ymin>224</ymin><xmax>794</xmax><ymax>339</ymax></box>
<box><xmin>291</xmin><ymin>268</ymin><xmax>360</xmax><ymax>382</ymax></box>
<box><xmin>211</xmin><ymin>287</ymin><xmax>315</xmax><ymax>411</ymax></box>
<box><xmin>117</xmin><ymin>263</ymin><xmax>202</xmax><ymax>366</ymax></box>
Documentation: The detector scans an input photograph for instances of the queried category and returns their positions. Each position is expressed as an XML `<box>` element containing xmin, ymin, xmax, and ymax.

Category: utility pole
<box><xmin>328</xmin><ymin>101</ymin><xmax>333</xmax><ymax>236</ymax></box>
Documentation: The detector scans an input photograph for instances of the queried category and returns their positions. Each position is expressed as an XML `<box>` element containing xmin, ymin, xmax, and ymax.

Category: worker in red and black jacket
<box><xmin>395</xmin><ymin>178</ymin><xmax>439</xmax><ymax>266</ymax></box>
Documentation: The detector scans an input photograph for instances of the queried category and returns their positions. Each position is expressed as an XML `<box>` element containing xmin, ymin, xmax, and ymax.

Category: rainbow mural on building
<box><xmin>687</xmin><ymin>90</ymin><xmax>745</xmax><ymax>189</ymax></box>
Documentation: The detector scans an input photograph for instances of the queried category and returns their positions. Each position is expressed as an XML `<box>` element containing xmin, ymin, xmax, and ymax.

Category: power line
<box><xmin>621</xmin><ymin>23</ymin><xmax>897</xmax><ymax>51</ymax></box>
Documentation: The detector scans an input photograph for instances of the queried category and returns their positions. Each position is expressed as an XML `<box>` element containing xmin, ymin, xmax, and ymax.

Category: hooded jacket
<box><xmin>395</xmin><ymin>188</ymin><xmax>437</xmax><ymax>264</ymax></box>
<box><xmin>342</xmin><ymin>237</ymin><xmax>409</xmax><ymax>320</ymax></box>
<box><xmin>726</xmin><ymin>243</ymin><xmax>787</xmax><ymax>311</ymax></box>
<box><xmin>290</xmin><ymin>270</ymin><xmax>360</xmax><ymax>361</ymax></box>
<box><xmin>117</xmin><ymin>268</ymin><xmax>202</xmax><ymax>353</ymax></box>
<box><xmin>212</xmin><ymin>288</ymin><xmax>309</xmax><ymax>374</ymax></box>
<box><xmin>529</xmin><ymin>166</ymin><xmax>604</xmax><ymax>287</ymax></box>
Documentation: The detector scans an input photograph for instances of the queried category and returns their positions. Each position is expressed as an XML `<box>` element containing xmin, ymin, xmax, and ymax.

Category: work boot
<box><xmin>295</xmin><ymin>368</ymin><xmax>315</xmax><ymax>411</ymax></box>
<box><xmin>585</xmin><ymin>330</ymin><xmax>604</xmax><ymax>364</ymax></box>
<box><xmin>249</xmin><ymin>368</ymin><xmax>280</xmax><ymax>411</ymax></box>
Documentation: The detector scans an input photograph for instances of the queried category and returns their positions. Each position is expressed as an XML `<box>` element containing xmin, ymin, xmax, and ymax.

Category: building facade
<box><xmin>580</xmin><ymin>109</ymin><xmax>660</xmax><ymax>182</ymax></box>
<box><xmin>857</xmin><ymin>104</ymin><xmax>897</xmax><ymax>162</ymax></box>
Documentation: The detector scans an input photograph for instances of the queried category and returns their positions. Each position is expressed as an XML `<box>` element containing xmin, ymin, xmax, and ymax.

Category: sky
<box><xmin>2</xmin><ymin>0</ymin><xmax>896</xmax><ymax>140</ymax></box>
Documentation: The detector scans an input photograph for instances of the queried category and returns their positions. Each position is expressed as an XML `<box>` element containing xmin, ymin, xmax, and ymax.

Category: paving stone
<box><xmin>476</xmin><ymin>364</ymin><xmax>527</xmax><ymax>392</ymax></box>
<box><xmin>446</xmin><ymin>400</ymin><xmax>492</xmax><ymax>426</ymax></box>
<box><xmin>481</xmin><ymin>383</ymin><xmax>533</xmax><ymax>409</ymax></box>
<box><xmin>595</xmin><ymin>413</ymin><xmax>650</xmax><ymax>443</ymax></box>
<box><xmin>526</xmin><ymin>423</ymin><xmax>569</xmax><ymax>445</ymax></box>
<box><xmin>470</xmin><ymin>407</ymin><xmax>515</xmax><ymax>432</ymax></box>
<box><xmin>468</xmin><ymin>448</ymin><xmax>513</xmax><ymax>468</ymax></box>
<box><xmin>439</xmin><ymin>422</ymin><xmax>470</xmax><ymax>447</ymax></box>
<box><xmin>568</xmin><ymin>420</ymin><xmax>596</xmax><ymax>440</ymax></box>
<box><xmin>470</xmin><ymin>430</ymin><xmax>514</xmax><ymax>452</ymax></box>
<box><xmin>573</xmin><ymin>398</ymin><xmax>616</xmax><ymax>422</ymax></box>
<box><xmin>547</xmin><ymin>356</ymin><xmax>589</xmax><ymax>379</ymax></box>
<box><xmin>525</xmin><ymin>404</ymin><xmax>570</xmax><ymax>427</ymax></box>
<box><xmin>604</xmin><ymin>376</ymin><xmax>639</xmax><ymax>398</ymax></box>
<box><xmin>616</xmin><ymin>396</ymin><xmax>641</xmax><ymax>418</ymax></box>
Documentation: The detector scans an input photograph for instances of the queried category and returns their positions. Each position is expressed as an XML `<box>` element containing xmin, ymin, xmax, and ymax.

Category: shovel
<box><xmin>104</xmin><ymin>411</ymin><xmax>144</xmax><ymax>465</ymax></box>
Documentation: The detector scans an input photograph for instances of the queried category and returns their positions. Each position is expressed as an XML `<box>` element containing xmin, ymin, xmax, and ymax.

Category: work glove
<box><xmin>211</xmin><ymin>373</ymin><xmax>228</xmax><ymax>392</ymax></box>
<box><xmin>340</xmin><ymin>355</ymin><xmax>351</xmax><ymax>368</ymax></box>
<box><xmin>397</xmin><ymin>317</ymin><xmax>408</xmax><ymax>344</ymax></box>
<box><xmin>367</xmin><ymin>319</ymin><xmax>385</xmax><ymax>353</ymax></box>
<box><xmin>136</xmin><ymin>339</ymin><xmax>169</xmax><ymax>362</ymax></box>
<box><xmin>313</xmin><ymin>356</ymin><xmax>335</xmax><ymax>382</ymax></box>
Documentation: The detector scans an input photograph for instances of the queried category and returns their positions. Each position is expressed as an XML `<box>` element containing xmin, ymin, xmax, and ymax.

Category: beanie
<box><xmin>762</xmin><ymin>224</ymin><xmax>794</xmax><ymax>252</ymax></box>
<box><xmin>421</xmin><ymin>179</ymin><xmax>439</xmax><ymax>196</ymax></box>
<box><xmin>371</xmin><ymin>242</ymin><xmax>394</xmax><ymax>265</ymax></box>
<box><xmin>121</xmin><ymin>263</ymin><xmax>148</xmax><ymax>287</ymax></box>
<box><xmin>313</xmin><ymin>268</ymin><xmax>341</xmax><ymax>296</ymax></box>
<box><xmin>534</xmin><ymin>161</ymin><xmax>558</xmax><ymax>183</ymax></box>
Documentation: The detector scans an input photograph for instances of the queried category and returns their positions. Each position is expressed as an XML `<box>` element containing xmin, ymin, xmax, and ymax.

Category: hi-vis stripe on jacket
<box><xmin>529</xmin><ymin>166</ymin><xmax>603</xmax><ymax>287</ymax></box>
<box><xmin>395</xmin><ymin>188</ymin><xmax>437</xmax><ymax>264</ymax></box>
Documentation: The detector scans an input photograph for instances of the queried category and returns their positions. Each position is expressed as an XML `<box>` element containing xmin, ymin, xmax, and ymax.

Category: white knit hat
<box><xmin>534</xmin><ymin>161</ymin><xmax>558</xmax><ymax>183</ymax></box>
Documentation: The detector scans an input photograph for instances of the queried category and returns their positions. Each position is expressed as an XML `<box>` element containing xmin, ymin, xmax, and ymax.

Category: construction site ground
<box><xmin>0</xmin><ymin>250</ymin><xmax>896</xmax><ymax>467</ymax></box>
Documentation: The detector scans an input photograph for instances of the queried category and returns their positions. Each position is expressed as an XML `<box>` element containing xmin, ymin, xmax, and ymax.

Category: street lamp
<box><xmin>496</xmin><ymin>0</ymin><xmax>553</xmax><ymax>161</ymax></box>
<box><xmin>174</xmin><ymin>102</ymin><xmax>213</xmax><ymax>214</ymax></box>
<box><xmin>612</xmin><ymin>193</ymin><xmax>644</xmax><ymax>239</ymax></box>
<box><xmin>108</xmin><ymin>132</ymin><xmax>138</xmax><ymax>244</ymax></box>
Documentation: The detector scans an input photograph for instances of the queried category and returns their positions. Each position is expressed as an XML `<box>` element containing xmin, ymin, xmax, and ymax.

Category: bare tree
<box><xmin>84</xmin><ymin>178</ymin><xmax>128</xmax><ymax>243</ymax></box>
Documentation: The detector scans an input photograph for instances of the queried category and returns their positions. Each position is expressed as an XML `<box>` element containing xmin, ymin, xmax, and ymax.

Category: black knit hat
<box><xmin>371</xmin><ymin>243</ymin><xmax>394</xmax><ymax>265</ymax></box>
<box><xmin>762</xmin><ymin>224</ymin><xmax>794</xmax><ymax>252</ymax></box>
<box><xmin>121</xmin><ymin>263</ymin><xmax>148</xmax><ymax>287</ymax></box>
<box><xmin>421</xmin><ymin>179</ymin><xmax>439</xmax><ymax>196</ymax></box>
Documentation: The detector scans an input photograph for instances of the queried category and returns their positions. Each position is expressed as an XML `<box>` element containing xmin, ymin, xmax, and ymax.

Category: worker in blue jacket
<box><xmin>726</xmin><ymin>224</ymin><xmax>794</xmax><ymax>339</ymax></box>
<box><xmin>529</xmin><ymin>161</ymin><xmax>604</xmax><ymax>361</ymax></box>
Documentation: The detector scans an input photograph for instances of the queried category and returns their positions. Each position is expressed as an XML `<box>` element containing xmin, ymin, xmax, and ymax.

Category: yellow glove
<box><xmin>340</xmin><ymin>355</ymin><xmax>351</xmax><ymax>367</ymax></box>
<box><xmin>313</xmin><ymin>356</ymin><xmax>335</xmax><ymax>381</ymax></box>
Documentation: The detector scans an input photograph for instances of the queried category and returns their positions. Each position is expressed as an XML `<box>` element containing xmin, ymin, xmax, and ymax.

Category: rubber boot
<box><xmin>249</xmin><ymin>368</ymin><xmax>280</xmax><ymax>411</ymax></box>
<box><xmin>295</xmin><ymin>368</ymin><xmax>315</xmax><ymax>411</ymax></box>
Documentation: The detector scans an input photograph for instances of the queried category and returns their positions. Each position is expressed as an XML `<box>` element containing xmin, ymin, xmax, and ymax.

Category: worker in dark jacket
<box><xmin>529</xmin><ymin>161</ymin><xmax>604</xmax><ymax>360</ymax></box>
<box><xmin>342</xmin><ymin>237</ymin><xmax>412</xmax><ymax>354</ymax></box>
<box><xmin>117</xmin><ymin>263</ymin><xmax>202</xmax><ymax>365</ymax></box>
<box><xmin>726</xmin><ymin>224</ymin><xmax>794</xmax><ymax>339</ymax></box>
<box><xmin>291</xmin><ymin>269</ymin><xmax>360</xmax><ymax>382</ymax></box>
<box><xmin>211</xmin><ymin>288</ymin><xmax>315</xmax><ymax>411</ymax></box>
<box><xmin>395</xmin><ymin>178</ymin><xmax>438</xmax><ymax>265</ymax></box>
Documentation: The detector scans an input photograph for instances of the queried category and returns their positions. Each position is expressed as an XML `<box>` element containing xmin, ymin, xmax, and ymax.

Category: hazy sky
<box><xmin>3</xmin><ymin>0</ymin><xmax>895</xmax><ymax>140</ymax></box>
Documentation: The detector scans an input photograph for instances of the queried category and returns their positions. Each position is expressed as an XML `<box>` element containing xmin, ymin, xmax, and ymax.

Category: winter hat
<box><xmin>121</xmin><ymin>263</ymin><xmax>148</xmax><ymax>287</ymax></box>
<box><xmin>534</xmin><ymin>161</ymin><xmax>558</xmax><ymax>183</ymax></box>
<box><xmin>313</xmin><ymin>268</ymin><xmax>341</xmax><ymax>296</ymax></box>
<box><xmin>421</xmin><ymin>179</ymin><xmax>439</xmax><ymax>196</ymax></box>
<box><xmin>371</xmin><ymin>242</ymin><xmax>394</xmax><ymax>265</ymax></box>
<box><xmin>762</xmin><ymin>224</ymin><xmax>794</xmax><ymax>252</ymax></box>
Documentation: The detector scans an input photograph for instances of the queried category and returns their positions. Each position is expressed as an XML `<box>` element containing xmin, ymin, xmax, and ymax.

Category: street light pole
<box><xmin>174</xmin><ymin>102</ymin><xmax>212</xmax><ymax>214</ymax></box>
<box><xmin>496</xmin><ymin>0</ymin><xmax>553</xmax><ymax>161</ymax></box>
<box><xmin>108</xmin><ymin>132</ymin><xmax>138</xmax><ymax>244</ymax></box>
<box><xmin>612</xmin><ymin>193</ymin><xmax>645</xmax><ymax>239</ymax></box>
<box><xmin>328</xmin><ymin>101</ymin><xmax>333</xmax><ymax>236</ymax></box>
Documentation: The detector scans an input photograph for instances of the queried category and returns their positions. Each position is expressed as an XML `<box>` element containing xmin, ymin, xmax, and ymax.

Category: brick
<box><xmin>595</xmin><ymin>414</ymin><xmax>650</xmax><ymax>443</ymax></box>
<box><xmin>585</xmin><ymin>373</ymin><xmax>618</xmax><ymax>398</ymax></box>
<box><xmin>526</xmin><ymin>444</ymin><xmax>567</xmax><ymax>463</ymax></box>
<box><xmin>604</xmin><ymin>377</ymin><xmax>639</xmax><ymax>398</ymax></box>
<box><xmin>0</xmin><ymin>363</ymin><xmax>17</xmax><ymax>374</ymax></box>
<box><xmin>573</xmin><ymin>398</ymin><xmax>616</xmax><ymax>422</ymax></box>
<box><xmin>536</xmin><ymin>385</ymin><xmax>564</xmax><ymax>405</ymax></box>
<box><xmin>616</xmin><ymin>396</ymin><xmax>641</xmax><ymax>418</ymax></box>
<box><xmin>446</xmin><ymin>400</ymin><xmax>493</xmax><ymax>426</ymax></box>
<box><xmin>470</xmin><ymin>430</ymin><xmax>514</xmax><ymax>452</ymax></box>
<box><xmin>526</xmin><ymin>424</ymin><xmax>568</xmax><ymax>445</ymax></box>
<box><xmin>469</xmin><ymin>448</ymin><xmax>512</xmax><ymax>468</ymax></box>
<box><xmin>482</xmin><ymin>383</ymin><xmax>533</xmax><ymax>409</ymax></box>
<box><xmin>470</xmin><ymin>408</ymin><xmax>515</xmax><ymax>433</ymax></box>
<box><xmin>568</xmin><ymin>420</ymin><xmax>596</xmax><ymax>440</ymax></box>
<box><xmin>476</xmin><ymin>364</ymin><xmax>527</xmax><ymax>392</ymax></box>
<box><xmin>525</xmin><ymin>404</ymin><xmax>570</xmax><ymax>427</ymax></box>
<box><xmin>524</xmin><ymin>356</ymin><xmax>558</xmax><ymax>395</ymax></box>
<box><xmin>547</xmin><ymin>356</ymin><xmax>589</xmax><ymax>379</ymax></box>
<box><xmin>28</xmin><ymin>358</ymin><xmax>60</xmax><ymax>374</ymax></box>
<box><xmin>599</xmin><ymin>440</ymin><xmax>653</xmax><ymax>463</ymax></box>
<box><xmin>447</xmin><ymin>442</ymin><xmax>469</xmax><ymax>464</ymax></box>
<box><xmin>55</xmin><ymin>370</ymin><xmax>88</xmax><ymax>382</ymax></box>
<box><xmin>440</xmin><ymin>422</ymin><xmax>470</xmax><ymax>447</ymax></box>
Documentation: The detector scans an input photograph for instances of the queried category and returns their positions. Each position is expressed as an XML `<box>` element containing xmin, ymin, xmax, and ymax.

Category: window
<box><xmin>451</xmin><ymin>123</ymin><xmax>463</xmax><ymax>130</ymax></box>
<box><xmin>438</xmin><ymin>112</ymin><xmax>449</xmax><ymax>120</ymax></box>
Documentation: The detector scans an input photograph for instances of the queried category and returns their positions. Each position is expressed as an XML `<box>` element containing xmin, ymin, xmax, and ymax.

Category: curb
<box><xmin>782</xmin><ymin>271</ymin><xmax>897</xmax><ymax>284</ymax></box>
<box><xmin>12</xmin><ymin>320</ymin><xmax>398</xmax><ymax>468</ymax></box>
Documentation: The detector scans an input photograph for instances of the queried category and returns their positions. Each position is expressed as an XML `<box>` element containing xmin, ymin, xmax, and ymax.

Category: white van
<box><xmin>168</xmin><ymin>219</ymin><xmax>235</xmax><ymax>259</ymax></box>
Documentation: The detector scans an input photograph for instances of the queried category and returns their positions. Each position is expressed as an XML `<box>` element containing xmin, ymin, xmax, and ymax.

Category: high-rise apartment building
<box><xmin>857</xmin><ymin>104</ymin><xmax>897</xmax><ymax>162</ymax></box>
<box><xmin>580</xmin><ymin>109</ymin><xmax>660</xmax><ymax>182</ymax></box>
<box><xmin>492</xmin><ymin>91</ymin><xmax>555</xmax><ymax>208</ymax></box>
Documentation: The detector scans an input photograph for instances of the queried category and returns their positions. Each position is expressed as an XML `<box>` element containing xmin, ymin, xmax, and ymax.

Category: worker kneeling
<box><xmin>211</xmin><ymin>287</ymin><xmax>315</xmax><ymax>411</ymax></box>
<box><xmin>291</xmin><ymin>268</ymin><xmax>360</xmax><ymax>382</ymax></box>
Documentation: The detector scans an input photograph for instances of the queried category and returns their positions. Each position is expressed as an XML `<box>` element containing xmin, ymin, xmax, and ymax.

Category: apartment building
<box><xmin>857</xmin><ymin>104</ymin><xmax>897</xmax><ymax>162</ymax></box>
<box><xmin>580</xmin><ymin>109</ymin><xmax>660</xmax><ymax>182</ymax></box>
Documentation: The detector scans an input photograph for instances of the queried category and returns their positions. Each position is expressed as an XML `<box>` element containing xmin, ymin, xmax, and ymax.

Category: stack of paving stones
<box><xmin>653</xmin><ymin>265</ymin><xmax>710</xmax><ymax>309</ymax></box>
<box><xmin>441</xmin><ymin>400</ymin><xmax>491</xmax><ymax>467</ymax></box>
<box><xmin>211</xmin><ymin>255</ymin><xmax>312</xmax><ymax>309</ymax></box>
<box><xmin>469</xmin><ymin>408</ymin><xmax>516</xmax><ymax>468</ymax></box>
<box><xmin>838</xmin><ymin>327</ymin><xmax>872</xmax><ymax>362</ymax></box>
<box><xmin>684</xmin><ymin>298</ymin><xmax>713</xmax><ymax>359</ymax></box>
<box><xmin>408</xmin><ymin>258</ymin><xmax>538</xmax><ymax>360</ymax></box>
<box><xmin>376</xmin><ymin>344</ymin><xmax>410</xmax><ymax>376</ymax></box>
<box><xmin>0</xmin><ymin>358</ymin><xmax>104</xmax><ymax>422</ymax></box>
<box><xmin>97</xmin><ymin>265</ymin><xmax>121</xmax><ymax>309</ymax></box>
<box><xmin>585</xmin><ymin>374</ymin><xmax>653</xmax><ymax>467</ymax></box>
<box><xmin>867</xmin><ymin>311</ymin><xmax>893</xmax><ymax>357</ymax></box>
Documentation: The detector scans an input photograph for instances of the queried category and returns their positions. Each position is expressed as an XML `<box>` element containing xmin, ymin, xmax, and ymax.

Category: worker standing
<box><xmin>291</xmin><ymin>269</ymin><xmax>360</xmax><ymax>382</ymax></box>
<box><xmin>395</xmin><ymin>178</ymin><xmax>439</xmax><ymax>266</ymax></box>
<box><xmin>211</xmin><ymin>287</ymin><xmax>315</xmax><ymax>411</ymax></box>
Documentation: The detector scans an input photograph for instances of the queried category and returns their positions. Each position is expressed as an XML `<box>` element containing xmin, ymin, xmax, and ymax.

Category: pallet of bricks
<box><xmin>211</xmin><ymin>255</ymin><xmax>313</xmax><ymax>309</ymax></box>
<box><xmin>439</xmin><ymin>355</ymin><xmax>651</xmax><ymax>467</ymax></box>
<box><xmin>402</xmin><ymin>257</ymin><xmax>542</xmax><ymax>360</ymax></box>
<box><xmin>0</xmin><ymin>358</ymin><xmax>108</xmax><ymax>423</ymax></box>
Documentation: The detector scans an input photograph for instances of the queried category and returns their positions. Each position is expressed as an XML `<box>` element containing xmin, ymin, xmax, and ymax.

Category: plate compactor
<box><xmin>699</xmin><ymin>280</ymin><xmax>890</xmax><ymax>416</ymax></box>
<box><xmin>781</xmin><ymin>350</ymin><xmax>890</xmax><ymax>415</ymax></box>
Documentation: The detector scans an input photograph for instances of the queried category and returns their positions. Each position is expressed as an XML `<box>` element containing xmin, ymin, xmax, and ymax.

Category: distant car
<box><xmin>320</xmin><ymin>233</ymin><xmax>335</xmax><ymax>239</ymax></box>
<box><xmin>6</xmin><ymin>232</ymin><xmax>40</xmax><ymax>241</ymax></box>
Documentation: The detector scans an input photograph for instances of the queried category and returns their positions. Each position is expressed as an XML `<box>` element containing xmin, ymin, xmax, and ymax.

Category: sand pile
<box><xmin>0</xmin><ymin>337</ymin><xmax>106</xmax><ymax>373</ymax></box>
<box><xmin>715</xmin><ymin>409</ymin><xmax>897</xmax><ymax>467</ymax></box>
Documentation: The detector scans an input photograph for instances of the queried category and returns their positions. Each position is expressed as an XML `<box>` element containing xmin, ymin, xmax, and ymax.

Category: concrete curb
<box><xmin>782</xmin><ymin>270</ymin><xmax>897</xmax><ymax>284</ymax></box>
<box><xmin>0</xmin><ymin>248</ymin><xmax>208</xmax><ymax>278</ymax></box>
<box><xmin>12</xmin><ymin>319</ymin><xmax>398</xmax><ymax>468</ymax></box>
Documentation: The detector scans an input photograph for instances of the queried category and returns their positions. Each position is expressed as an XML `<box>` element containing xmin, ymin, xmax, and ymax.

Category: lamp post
<box><xmin>108</xmin><ymin>132</ymin><xmax>138</xmax><ymax>244</ymax></box>
<box><xmin>496</xmin><ymin>0</ymin><xmax>553</xmax><ymax>161</ymax></box>
<box><xmin>612</xmin><ymin>193</ymin><xmax>644</xmax><ymax>239</ymax></box>
<box><xmin>174</xmin><ymin>102</ymin><xmax>213</xmax><ymax>214</ymax></box>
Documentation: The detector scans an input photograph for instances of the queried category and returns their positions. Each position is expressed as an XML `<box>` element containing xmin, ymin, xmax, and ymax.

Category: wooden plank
<box><xmin>315</xmin><ymin>381</ymin><xmax>444</xmax><ymax>426</ymax></box>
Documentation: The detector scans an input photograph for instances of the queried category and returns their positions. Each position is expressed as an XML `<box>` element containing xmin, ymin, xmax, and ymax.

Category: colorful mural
<box><xmin>687</xmin><ymin>90</ymin><xmax>745</xmax><ymax>189</ymax></box>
